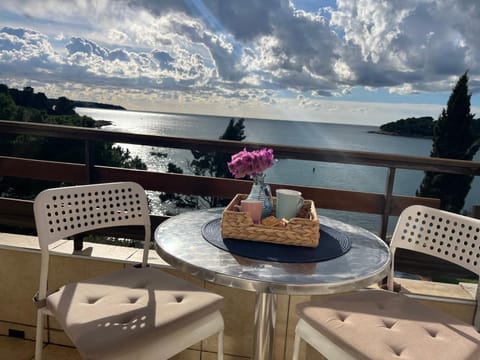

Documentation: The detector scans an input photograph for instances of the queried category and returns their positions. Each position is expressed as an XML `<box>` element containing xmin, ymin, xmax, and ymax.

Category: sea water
<box><xmin>76</xmin><ymin>107</ymin><xmax>480</xmax><ymax>235</ymax></box>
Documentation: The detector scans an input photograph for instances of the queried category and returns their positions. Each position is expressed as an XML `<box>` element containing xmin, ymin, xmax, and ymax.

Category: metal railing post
<box><xmin>74</xmin><ymin>140</ymin><xmax>95</xmax><ymax>251</ymax></box>
<box><xmin>84</xmin><ymin>140</ymin><xmax>95</xmax><ymax>184</ymax></box>
<box><xmin>381</xmin><ymin>167</ymin><xmax>396</xmax><ymax>241</ymax></box>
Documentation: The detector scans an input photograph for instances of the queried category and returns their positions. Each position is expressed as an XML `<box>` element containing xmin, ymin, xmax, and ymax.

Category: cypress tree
<box><xmin>416</xmin><ymin>71</ymin><xmax>477</xmax><ymax>212</ymax></box>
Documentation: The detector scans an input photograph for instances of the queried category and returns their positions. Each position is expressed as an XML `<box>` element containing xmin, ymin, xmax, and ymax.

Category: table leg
<box><xmin>253</xmin><ymin>292</ymin><xmax>277</xmax><ymax>360</ymax></box>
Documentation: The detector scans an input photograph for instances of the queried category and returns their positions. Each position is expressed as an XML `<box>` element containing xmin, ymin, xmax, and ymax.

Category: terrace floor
<box><xmin>1</xmin><ymin>233</ymin><xmax>477</xmax><ymax>360</ymax></box>
<box><xmin>0</xmin><ymin>334</ymin><xmax>236</xmax><ymax>360</ymax></box>
<box><xmin>0</xmin><ymin>336</ymin><xmax>80</xmax><ymax>360</ymax></box>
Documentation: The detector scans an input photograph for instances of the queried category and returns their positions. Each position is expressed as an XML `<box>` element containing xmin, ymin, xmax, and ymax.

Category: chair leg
<box><xmin>35</xmin><ymin>310</ymin><xmax>44</xmax><ymax>360</ymax></box>
<box><xmin>292</xmin><ymin>332</ymin><xmax>301</xmax><ymax>360</ymax></box>
<box><xmin>217</xmin><ymin>330</ymin><xmax>224</xmax><ymax>360</ymax></box>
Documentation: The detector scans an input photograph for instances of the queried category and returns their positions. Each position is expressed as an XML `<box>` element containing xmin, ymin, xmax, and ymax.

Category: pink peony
<box><xmin>227</xmin><ymin>148</ymin><xmax>274</xmax><ymax>178</ymax></box>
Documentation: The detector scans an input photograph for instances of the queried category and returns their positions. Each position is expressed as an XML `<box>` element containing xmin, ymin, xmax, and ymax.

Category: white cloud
<box><xmin>0</xmin><ymin>0</ymin><xmax>479</xmax><ymax>124</ymax></box>
<box><xmin>331</xmin><ymin>0</ymin><xmax>478</xmax><ymax>93</ymax></box>
<box><xmin>389</xmin><ymin>83</ymin><xmax>417</xmax><ymax>96</ymax></box>
<box><xmin>0</xmin><ymin>27</ymin><xmax>62</xmax><ymax>67</ymax></box>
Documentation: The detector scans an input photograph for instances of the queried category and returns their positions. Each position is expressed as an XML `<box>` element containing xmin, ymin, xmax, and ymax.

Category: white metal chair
<box><xmin>293</xmin><ymin>205</ymin><xmax>480</xmax><ymax>360</ymax></box>
<box><xmin>33</xmin><ymin>181</ymin><xmax>224</xmax><ymax>360</ymax></box>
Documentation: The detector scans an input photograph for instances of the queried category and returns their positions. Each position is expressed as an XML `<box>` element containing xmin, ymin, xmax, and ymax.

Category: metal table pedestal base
<box><xmin>253</xmin><ymin>293</ymin><xmax>277</xmax><ymax>360</ymax></box>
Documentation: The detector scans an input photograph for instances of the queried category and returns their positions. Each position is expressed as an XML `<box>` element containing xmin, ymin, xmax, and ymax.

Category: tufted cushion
<box><xmin>46</xmin><ymin>266</ymin><xmax>223</xmax><ymax>359</ymax></box>
<box><xmin>297</xmin><ymin>290</ymin><xmax>480</xmax><ymax>360</ymax></box>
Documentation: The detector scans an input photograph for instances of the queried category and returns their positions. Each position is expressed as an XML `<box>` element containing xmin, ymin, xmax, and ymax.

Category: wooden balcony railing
<box><xmin>2</xmin><ymin>119</ymin><xmax>480</xmax><ymax>278</ymax></box>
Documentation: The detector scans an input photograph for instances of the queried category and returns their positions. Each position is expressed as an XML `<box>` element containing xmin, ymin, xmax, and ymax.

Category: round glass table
<box><xmin>154</xmin><ymin>208</ymin><xmax>391</xmax><ymax>360</ymax></box>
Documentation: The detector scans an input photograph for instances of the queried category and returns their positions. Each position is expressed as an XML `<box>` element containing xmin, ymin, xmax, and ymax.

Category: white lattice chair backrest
<box><xmin>34</xmin><ymin>182</ymin><xmax>151</xmax><ymax>255</ymax></box>
<box><xmin>389</xmin><ymin>205</ymin><xmax>480</xmax><ymax>288</ymax></box>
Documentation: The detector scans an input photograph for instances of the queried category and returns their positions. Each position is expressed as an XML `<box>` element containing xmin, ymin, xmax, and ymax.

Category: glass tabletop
<box><xmin>154</xmin><ymin>208</ymin><xmax>391</xmax><ymax>295</ymax></box>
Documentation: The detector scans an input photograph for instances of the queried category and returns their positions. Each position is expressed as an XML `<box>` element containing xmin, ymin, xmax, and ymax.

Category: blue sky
<box><xmin>0</xmin><ymin>0</ymin><xmax>479</xmax><ymax>126</ymax></box>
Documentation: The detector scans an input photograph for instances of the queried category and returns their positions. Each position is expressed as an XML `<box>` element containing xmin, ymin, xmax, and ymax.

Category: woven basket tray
<box><xmin>221</xmin><ymin>194</ymin><xmax>320</xmax><ymax>247</ymax></box>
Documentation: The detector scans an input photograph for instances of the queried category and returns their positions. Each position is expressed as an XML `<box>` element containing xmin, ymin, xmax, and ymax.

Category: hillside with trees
<box><xmin>378</xmin><ymin>116</ymin><xmax>435</xmax><ymax>138</ymax></box>
<box><xmin>376</xmin><ymin>115</ymin><xmax>480</xmax><ymax>139</ymax></box>
<box><xmin>0</xmin><ymin>85</ymin><xmax>145</xmax><ymax>200</ymax></box>
<box><xmin>0</xmin><ymin>84</ymin><xmax>124</xmax><ymax>114</ymax></box>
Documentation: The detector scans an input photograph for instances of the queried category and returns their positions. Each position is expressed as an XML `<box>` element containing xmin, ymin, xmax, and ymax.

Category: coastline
<box><xmin>93</xmin><ymin>119</ymin><xmax>113</xmax><ymax>127</ymax></box>
<box><xmin>76</xmin><ymin>106</ymin><xmax>371</xmax><ymax>128</ymax></box>
<box><xmin>367</xmin><ymin>130</ymin><xmax>433</xmax><ymax>140</ymax></box>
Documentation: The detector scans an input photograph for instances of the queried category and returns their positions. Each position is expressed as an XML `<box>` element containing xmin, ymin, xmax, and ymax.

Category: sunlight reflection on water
<box><xmin>77</xmin><ymin>107</ymin><xmax>480</xmax><ymax>235</ymax></box>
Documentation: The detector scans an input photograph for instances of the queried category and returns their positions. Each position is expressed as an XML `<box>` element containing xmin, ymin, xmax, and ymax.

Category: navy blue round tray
<box><xmin>201</xmin><ymin>218</ymin><xmax>351</xmax><ymax>263</ymax></box>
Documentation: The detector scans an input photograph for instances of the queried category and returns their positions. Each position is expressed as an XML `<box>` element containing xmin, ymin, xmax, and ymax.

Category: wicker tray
<box><xmin>221</xmin><ymin>194</ymin><xmax>320</xmax><ymax>247</ymax></box>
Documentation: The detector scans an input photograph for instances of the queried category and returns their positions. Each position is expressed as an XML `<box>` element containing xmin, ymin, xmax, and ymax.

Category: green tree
<box><xmin>53</xmin><ymin>96</ymin><xmax>76</xmax><ymax>115</ymax></box>
<box><xmin>417</xmin><ymin>71</ymin><xmax>477</xmax><ymax>212</ymax></box>
<box><xmin>0</xmin><ymin>88</ymin><xmax>146</xmax><ymax>199</ymax></box>
<box><xmin>380</xmin><ymin>116</ymin><xmax>434</xmax><ymax>137</ymax></box>
<box><xmin>191</xmin><ymin>118</ymin><xmax>246</xmax><ymax>178</ymax></box>
<box><xmin>160</xmin><ymin>118</ymin><xmax>246</xmax><ymax>209</ymax></box>
<box><xmin>0</xmin><ymin>93</ymin><xmax>16</xmax><ymax>120</ymax></box>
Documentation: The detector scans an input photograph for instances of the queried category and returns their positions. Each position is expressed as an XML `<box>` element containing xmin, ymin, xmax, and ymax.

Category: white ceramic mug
<box><xmin>275</xmin><ymin>189</ymin><xmax>304</xmax><ymax>219</ymax></box>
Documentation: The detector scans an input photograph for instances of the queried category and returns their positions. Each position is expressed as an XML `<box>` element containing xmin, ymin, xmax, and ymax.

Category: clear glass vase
<box><xmin>246</xmin><ymin>173</ymin><xmax>273</xmax><ymax>218</ymax></box>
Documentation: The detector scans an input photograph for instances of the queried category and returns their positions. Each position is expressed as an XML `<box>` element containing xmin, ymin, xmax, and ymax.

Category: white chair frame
<box><xmin>293</xmin><ymin>205</ymin><xmax>480</xmax><ymax>360</ymax></box>
<box><xmin>33</xmin><ymin>181</ymin><xmax>224</xmax><ymax>360</ymax></box>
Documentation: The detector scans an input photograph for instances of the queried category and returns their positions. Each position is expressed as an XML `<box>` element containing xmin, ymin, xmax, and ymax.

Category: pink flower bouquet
<box><xmin>227</xmin><ymin>148</ymin><xmax>274</xmax><ymax>178</ymax></box>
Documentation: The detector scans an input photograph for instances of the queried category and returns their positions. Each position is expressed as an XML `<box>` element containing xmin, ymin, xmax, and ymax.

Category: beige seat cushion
<box><xmin>297</xmin><ymin>290</ymin><xmax>480</xmax><ymax>360</ymax></box>
<box><xmin>46</xmin><ymin>266</ymin><xmax>223</xmax><ymax>359</ymax></box>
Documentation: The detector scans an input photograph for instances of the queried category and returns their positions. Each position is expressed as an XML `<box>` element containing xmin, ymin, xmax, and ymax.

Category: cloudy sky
<box><xmin>1</xmin><ymin>0</ymin><xmax>479</xmax><ymax>125</ymax></box>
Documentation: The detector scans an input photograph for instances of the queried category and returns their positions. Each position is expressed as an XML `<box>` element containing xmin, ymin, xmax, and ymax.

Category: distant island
<box><xmin>371</xmin><ymin>116</ymin><xmax>480</xmax><ymax>138</ymax></box>
<box><xmin>369</xmin><ymin>116</ymin><xmax>435</xmax><ymax>138</ymax></box>
<box><xmin>70</xmin><ymin>100</ymin><xmax>125</xmax><ymax>110</ymax></box>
